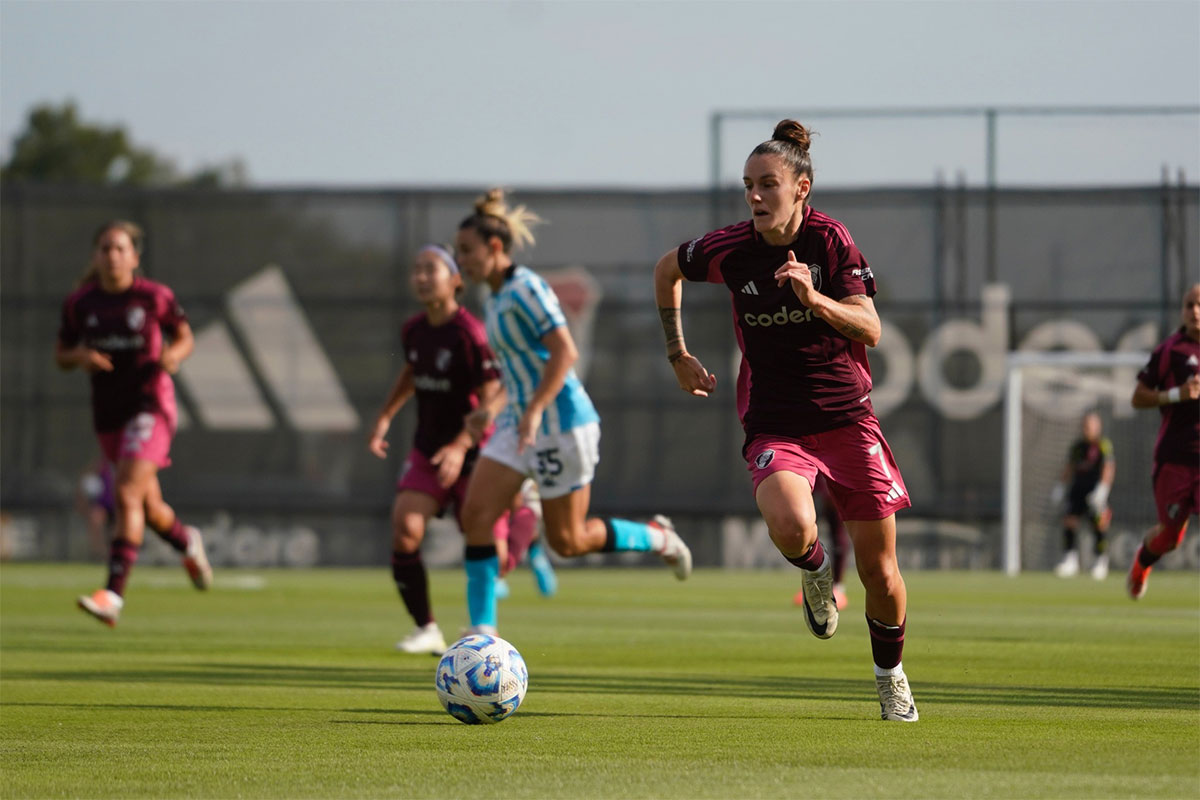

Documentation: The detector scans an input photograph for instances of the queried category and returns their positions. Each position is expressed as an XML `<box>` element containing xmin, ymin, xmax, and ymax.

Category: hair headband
<box><xmin>419</xmin><ymin>244</ymin><xmax>459</xmax><ymax>276</ymax></box>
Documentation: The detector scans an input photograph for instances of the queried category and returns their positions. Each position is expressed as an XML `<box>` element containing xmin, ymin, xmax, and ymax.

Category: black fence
<box><xmin>2</xmin><ymin>182</ymin><xmax>1195</xmax><ymax>567</ymax></box>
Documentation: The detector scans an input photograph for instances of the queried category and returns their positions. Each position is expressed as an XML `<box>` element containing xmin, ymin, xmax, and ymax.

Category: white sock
<box><xmin>874</xmin><ymin>661</ymin><xmax>903</xmax><ymax>678</ymax></box>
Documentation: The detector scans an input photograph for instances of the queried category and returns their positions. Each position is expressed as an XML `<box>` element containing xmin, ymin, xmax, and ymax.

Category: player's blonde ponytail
<box><xmin>462</xmin><ymin>188</ymin><xmax>542</xmax><ymax>253</ymax></box>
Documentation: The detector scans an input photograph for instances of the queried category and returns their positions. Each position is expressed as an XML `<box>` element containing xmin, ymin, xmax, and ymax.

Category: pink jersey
<box><xmin>57</xmin><ymin>277</ymin><xmax>185</xmax><ymax>433</ymax></box>
<box><xmin>401</xmin><ymin>307</ymin><xmax>500</xmax><ymax>459</ymax></box>
<box><xmin>1137</xmin><ymin>328</ymin><xmax>1200</xmax><ymax>467</ymax></box>
<box><xmin>677</xmin><ymin>207</ymin><xmax>876</xmax><ymax>449</ymax></box>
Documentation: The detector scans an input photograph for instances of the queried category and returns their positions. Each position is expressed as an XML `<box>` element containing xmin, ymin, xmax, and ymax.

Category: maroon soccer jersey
<box><xmin>677</xmin><ymin>207</ymin><xmax>876</xmax><ymax>445</ymax></box>
<box><xmin>401</xmin><ymin>307</ymin><xmax>500</xmax><ymax>458</ymax></box>
<box><xmin>1137</xmin><ymin>328</ymin><xmax>1200</xmax><ymax>467</ymax></box>
<box><xmin>58</xmin><ymin>277</ymin><xmax>185</xmax><ymax>433</ymax></box>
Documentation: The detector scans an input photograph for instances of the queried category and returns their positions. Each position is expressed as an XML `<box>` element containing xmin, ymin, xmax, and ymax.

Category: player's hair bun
<box><xmin>772</xmin><ymin>119</ymin><xmax>811</xmax><ymax>154</ymax></box>
<box><xmin>462</xmin><ymin>187</ymin><xmax>542</xmax><ymax>253</ymax></box>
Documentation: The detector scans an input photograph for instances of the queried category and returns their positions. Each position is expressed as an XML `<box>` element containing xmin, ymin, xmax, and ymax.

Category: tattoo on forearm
<box><xmin>658</xmin><ymin>307</ymin><xmax>684</xmax><ymax>352</ymax></box>
<box><xmin>839</xmin><ymin>322</ymin><xmax>866</xmax><ymax>339</ymax></box>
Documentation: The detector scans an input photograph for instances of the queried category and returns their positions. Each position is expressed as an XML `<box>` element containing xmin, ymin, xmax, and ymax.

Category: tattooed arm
<box><xmin>654</xmin><ymin>249</ymin><xmax>717</xmax><ymax>397</ymax></box>
<box><xmin>812</xmin><ymin>294</ymin><xmax>882</xmax><ymax>346</ymax></box>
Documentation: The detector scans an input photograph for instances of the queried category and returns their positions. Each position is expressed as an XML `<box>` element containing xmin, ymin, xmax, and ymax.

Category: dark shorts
<box><xmin>396</xmin><ymin>448</ymin><xmax>471</xmax><ymax>524</ymax></box>
<box><xmin>1153</xmin><ymin>462</ymin><xmax>1200</xmax><ymax>530</ymax></box>
<box><xmin>745</xmin><ymin>415</ymin><xmax>911</xmax><ymax>521</ymax></box>
<box><xmin>1067</xmin><ymin>484</ymin><xmax>1096</xmax><ymax>518</ymax></box>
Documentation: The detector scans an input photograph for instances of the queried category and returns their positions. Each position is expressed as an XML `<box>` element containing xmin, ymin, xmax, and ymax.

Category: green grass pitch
<box><xmin>2</xmin><ymin>563</ymin><xmax>1197</xmax><ymax>799</ymax></box>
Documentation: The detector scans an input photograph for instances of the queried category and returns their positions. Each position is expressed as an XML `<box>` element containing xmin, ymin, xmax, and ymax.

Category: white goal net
<box><xmin>1002</xmin><ymin>351</ymin><xmax>1161</xmax><ymax>575</ymax></box>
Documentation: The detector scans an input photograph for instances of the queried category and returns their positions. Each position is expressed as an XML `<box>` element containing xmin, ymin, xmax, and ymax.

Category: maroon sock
<box><xmin>831</xmin><ymin>524</ymin><xmax>850</xmax><ymax>584</ymax></box>
<box><xmin>785</xmin><ymin>539</ymin><xmax>826</xmax><ymax>571</ymax></box>
<box><xmin>392</xmin><ymin>551</ymin><xmax>433</xmax><ymax>626</ymax></box>
<box><xmin>150</xmin><ymin>517</ymin><xmax>189</xmax><ymax>553</ymax></box>
<box><xmin>867</xmin><ymin>615</ymin><xmax>906</xmax><ymax>669</ymax></box>
<box><xmin>505</xmin><ymin>506</ymin><xmax>539</xmax><ymax>570</ymax></box>
<box><xmin>105</xmin><ymin>540</ymin><xmax>140</xmax><ymax>598</ymax></box>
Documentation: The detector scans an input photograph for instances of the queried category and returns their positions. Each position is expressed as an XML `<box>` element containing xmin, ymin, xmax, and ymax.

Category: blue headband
<box><xmin>419</xmin><ymin>244</ymin><xmax>459</xmax><ymax>275</ymax></box>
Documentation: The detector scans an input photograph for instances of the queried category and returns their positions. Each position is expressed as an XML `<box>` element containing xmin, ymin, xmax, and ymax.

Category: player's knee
<box><xmin>113</xmin><ymin>482</ymin><xmax>145</xmax><ymax>513</ymax></box>
<box><xmin>544</xmin><ymin>526</ymin><xmax>588</xmax><ymax>558</ymax></box>
<box><xmin>857</xmin><ymin>556</ymin><xmax>902</xmax><ymax>596</ymax></box>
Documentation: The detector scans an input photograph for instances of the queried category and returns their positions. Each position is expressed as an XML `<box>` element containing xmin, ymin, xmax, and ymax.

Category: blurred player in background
<box><xmin>792</xmin><ymin>476</ymin><xmax>851</xmax><ymax>609</ymax></box>
<box><xmin>75</xmin><ymin>458</ymin><xmax>115</xmax><ymax>560</ymax></box>
<box><xmin>367</xmin><ymin>245</ymin><xmax>554</xmax><ymax>655</ymax></box>
<box><xmin>454</xmin><ymin>189</ymin><xmax>691</xmax><ymax>636</ymax></box>
<box><xmin>1050</xmin><ymin>411</ymin><xmax>1115</xmax><ymax>580</ymax></box>
<box><xmin>655</xmin><ymin>120</ymin><xmax>917</xmax><ymax>722</ymax></box>
<box><xmin>56</xmin><ymin>220</ymin><xmax>211</xmax><ymax>627</ymax></box>
<box><xmin>1126</xmin><ymin>284</ymin><xmax>1200</xmax><ymax>600</ymax></box>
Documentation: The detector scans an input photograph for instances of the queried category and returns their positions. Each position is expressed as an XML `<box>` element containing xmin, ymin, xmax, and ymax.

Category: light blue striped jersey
<box><xmin>484</xmin><ymin>265</ymin><xmax>599</xmax><ymax>435</ymax></box>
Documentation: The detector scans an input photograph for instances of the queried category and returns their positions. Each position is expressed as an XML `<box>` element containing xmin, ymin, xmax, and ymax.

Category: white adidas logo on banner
<box><xmin>176</xmin><ymin>265</ymin><xmax>359</xmax><ymax>432</ymax></box>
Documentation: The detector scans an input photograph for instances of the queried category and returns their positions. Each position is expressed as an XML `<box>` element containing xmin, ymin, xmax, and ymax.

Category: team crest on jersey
<box><xmin>86</xmin><ymin>314</ymin><xmax>98</xmax><ymax>327</ymax></box>
<box><xmin>754</xmin><ymin>449</ymin><xmax>776</xmax><ymax>469</ymax></box>
<box><xmin>126</xmin><ymin>306</ymin><xmax>145</xmax><ymax>331</ymax></box>
<box><xmin>435</xmin><ymin>348</ymin><xmax>452</xmax><ymax>372</ymax></box>
<box><xmin>408</xmin><ymin>349</ymin><xmax>418</xmax><ymax>363</ymax></box>
<box><xmin>808</xmin><ymin>264</ymin><xmax>822</xmax><ymax>292</ymax></box>
<box><xmin>1188</xmin><ymin>355</ymin><xmax>1199</xmax><ymax>368</ymax></box>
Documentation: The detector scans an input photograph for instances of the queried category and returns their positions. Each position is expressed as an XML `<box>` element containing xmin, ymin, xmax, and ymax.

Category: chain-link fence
<box><xmin>2</xmin><ymin>182</ymin><xmax>1195</xmax><ymax>568</ymax></box>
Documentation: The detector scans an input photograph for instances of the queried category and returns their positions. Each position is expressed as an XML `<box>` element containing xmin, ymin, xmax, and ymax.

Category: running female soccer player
<box><xmin>367</xmin><ymin>245</ymin><xmax>553</xmax><ymax>655</ymax></box>
<box><xmin>654</xmin><ymin>120</ymin><xmax>917</xmax><ymax>722</ymax></box>
<box><xmin>56</xmin><ymin>220</ymin><xmax>211</xmax><ymax>627</ymax></box>
<box><xmin>1050</xmin><ymin>411</ymin><xmax>1115</xmax><ymax>580</ymax></box>
<box><xmin>454</xmin><ymin>188</ymin><xmax>691</xmax><ymax>635</ymax></box>
<box><xmin>1126</xmin><ymin>283</ymin><xmax>1200</xmax><ymax>600</ymax></box>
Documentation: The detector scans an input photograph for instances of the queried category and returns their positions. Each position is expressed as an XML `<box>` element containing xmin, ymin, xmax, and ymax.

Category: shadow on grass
<box><xmin>4</xmin><ymin>662</ymin><xmax>1197</xmax><ymax>710</ymax></box>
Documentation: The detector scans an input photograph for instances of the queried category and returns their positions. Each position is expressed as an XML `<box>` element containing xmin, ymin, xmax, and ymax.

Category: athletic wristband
<box><xmin>1163</xmin><ymin>387</ymin><xmax>1182</xmax><ymax>404</ymax></box>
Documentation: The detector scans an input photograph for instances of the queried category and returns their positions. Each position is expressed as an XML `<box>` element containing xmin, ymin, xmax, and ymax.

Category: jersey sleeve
<box><xmin>400</xmin><ymin>314</ymin><xmax>421</xmax><ymax>363</ymax></box>
<box><xmin>1136</xmin><ymin>340</ymin><xmax>1168</xmax><ymax>390</ymax></box>
<box><xmin>1099</xmin><ymin>438</ymin><xmax>1114</xmax><ymax>462</ymax></box>
<box><xmin>825</xmin><ymin>235</ymin><xmax>876</xmax><ymax>301</ymax></box>
<box><xmin>513</xmin><ymin>275</ymin><xmax>567</xmax><ymax>338</ymax></box>
<box><xmin>464</xmin><ymin>315</ymin><xmax>501</xmax><ymax>385</ymax></box>
<box><xmin>676</xmin><ymin>227</ymin><xmax>735</xmax><ymax>284</ymax></box>
<box><xmin>57</xmin><ymin>293</ymin><xmax>82</xmax><ymax>347</ymax></box>
<box><xmin>155</xmin><ymin>283</ymin><xmax>187</xmax><ymax>334</ymax></box>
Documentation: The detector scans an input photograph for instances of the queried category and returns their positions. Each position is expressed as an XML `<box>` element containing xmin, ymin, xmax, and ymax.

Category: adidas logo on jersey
<box><xmin>741</xmin><ymin>281</ymin><xmax>760</xmax><ymax>296</ymax></box>
<box><xmin>1188</xmin><ymin>355</ymin><xmax>1198</xmax><ymax>368</ymax></box>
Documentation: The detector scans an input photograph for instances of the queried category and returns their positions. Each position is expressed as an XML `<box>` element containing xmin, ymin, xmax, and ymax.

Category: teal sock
<box><xmin>603</xmin><ymin>518</ymin><xmax>665</xmax><ymax>553</ymax></box>
<box><xmin>464</xmin><ymin>547</ymin><xmax>499</xmax><ymax>628</ymax></box>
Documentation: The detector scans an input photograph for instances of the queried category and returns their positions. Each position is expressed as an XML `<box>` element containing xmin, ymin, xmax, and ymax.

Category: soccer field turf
<box><xmin>2</xmin><ymin>564</ymin><xmax>1197</xmax><ymax>799</ymax></box>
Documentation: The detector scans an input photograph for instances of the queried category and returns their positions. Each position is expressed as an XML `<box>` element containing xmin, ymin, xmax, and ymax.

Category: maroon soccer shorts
<box><xmin>745</xmin><ymin>416</ymin><xmax>911</xmax><ymax>521</ymax></box>
<box><xmin>1153</xmin><ymin>461</ymin><xmax>1200</xmax><ymax>531</ymax></box>
<box><xmin>396</xmin><ymin>448</ymin><xmax>472</xmax><ymax>519</ymax></box>
<box><xmin>97</xmin><ymin>411</ymin><xmax>175</xmax><ymax>469</ymax></box>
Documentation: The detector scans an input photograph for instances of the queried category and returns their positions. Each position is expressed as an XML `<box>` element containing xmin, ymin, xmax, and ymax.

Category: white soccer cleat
<box><xmin>1090</xmin><ymin>554</ymin><xmax>1109</xmax><ymax>581</ymax></box>
<box><xmin>77</xmin><ymin>588</ymin><xmax>123</xmax><ymax>628</ymax></box>
<box><xmin>800</xmin><ymin>553</ymin><xmax>839</xmax><ymax>639</ymax></box>
<box><xmin>183</xmin><ymin>526</ymin><xmax>213</xmax><ymax>591</ymax></box>
<box><xmin>396</xmin><ymin>622</ymin><xmax>447</xmax><ymax>655</ymax></box>
<box><xmin>651</xmin><ymin>515</ymin><xmax>692</xmax><ymax>581</ymax></box>
<box><xmin>1053</xmin><ymin>550</ymin><xmax>1079</xmax><ymax>578</ymax></box>
<box><xmin>876</xmin><ymin>671</ymin><xmax>919</xmax><ymax>722</ymax></box>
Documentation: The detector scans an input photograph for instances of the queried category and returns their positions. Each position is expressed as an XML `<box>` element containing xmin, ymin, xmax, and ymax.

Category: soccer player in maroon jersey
<box><xmin>367</xmin><ymin>245</ymin><xmax>549</xmax><ymax>655</ymax></box>
<box><xmin>1126</xmin><ymin>284</ymin><xmax>1200</xmax><ymax>600</ymax></box>
<box><xmin>654</xmin><ymin>120</ymin><xmax>917</xmax><ymax>721</ymax></box>
<box><xmin>56</xmin><ymin>221</ymin><xmax>211</xmax><ymax>627</ymax></box>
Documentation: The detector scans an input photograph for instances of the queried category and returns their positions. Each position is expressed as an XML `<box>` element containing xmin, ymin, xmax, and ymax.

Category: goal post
<box><xmin>1002</xmin><ymin>350</ymin><xmax>1154</xmax><ymax>575</ymax></box>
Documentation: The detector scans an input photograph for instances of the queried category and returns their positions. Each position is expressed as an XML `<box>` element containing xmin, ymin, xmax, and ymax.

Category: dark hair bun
<box><xmin>772</xmin><ymin>119</ymin><xmax>811</xmax><ymax>154</ymax></box>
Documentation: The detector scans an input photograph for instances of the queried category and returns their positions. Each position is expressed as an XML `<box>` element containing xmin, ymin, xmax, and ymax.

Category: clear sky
<box><xmin>2</xmin><ymin>0</ymin><xmax>1197</xmax><ymax>189</ymax></box>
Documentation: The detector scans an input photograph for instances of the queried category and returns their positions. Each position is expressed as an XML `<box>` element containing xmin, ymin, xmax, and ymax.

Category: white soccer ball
<box><xmin>435</xmin><ymin>634</ymin><xmax>528</xmax><ymax>724</ymax></box>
